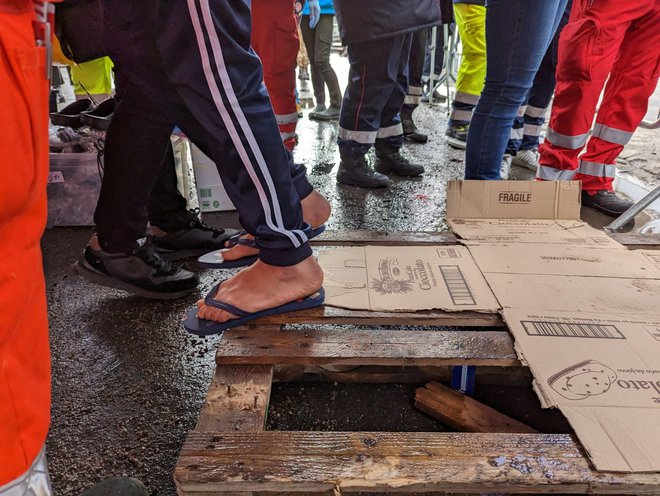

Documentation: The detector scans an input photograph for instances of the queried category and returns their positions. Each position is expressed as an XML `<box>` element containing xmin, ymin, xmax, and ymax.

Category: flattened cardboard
<box><xmin>503</xmin><ymin>309</ymin><xmax>660</xmax><ymax>472</ymax></box>
<box><xmin>320</xmin><ymin>245</ymin><xmax>500</xmax><ymax>313</ymax></box>
<box><xmin>468</xmin><ymin>244</ymin><xmax>660</xmax><ymax>279</ymax></box>
<box><xmin>446</xmin><ymin>180</ymin><xmax>660</xmax><ymax>472</ymax></box>
<box><xmin>446</xmin><ymin>180</ymin><xmax>621</xmax><ymax>248</ymax></box>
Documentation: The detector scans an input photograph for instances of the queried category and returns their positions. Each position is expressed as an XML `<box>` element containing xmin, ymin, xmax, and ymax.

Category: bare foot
<box><xmin>220</xmin><ymin>191</ymin><xmax>331</xmax><ymax>262</ymax></box>
<box><xmin>196</xmin><ymin>256</ymin><xmax>324</xmax><ymax>323</ymax></box>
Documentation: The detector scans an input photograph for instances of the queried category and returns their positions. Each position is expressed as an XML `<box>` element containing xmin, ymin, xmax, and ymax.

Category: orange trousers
<box><xmin>251</xmin><ymin>0</ymin><xmax>299</xmax><ymax>151</ymax></box>
<box><xmin>0</xmin><ymin>0</ymin><xmax>51</xmax><ymax>485</ymax></box>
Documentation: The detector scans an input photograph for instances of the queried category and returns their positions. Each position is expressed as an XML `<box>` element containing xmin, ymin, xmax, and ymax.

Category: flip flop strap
<box><xmin>225</xmin><ymin>231</ymin><xmax>258</xmax><ymax>249</ymax></box>
<box><xmin>204</xmin><ymin>283</ymin><xmax>251</xmax><ymax>318</ymax></box>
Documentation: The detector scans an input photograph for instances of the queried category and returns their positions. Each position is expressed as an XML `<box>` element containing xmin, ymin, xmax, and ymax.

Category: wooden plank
<box><xmin>415</xmin><ymin>381</ymin><xmax>537</xmax><ymax>433</ymax></box>
<box><xmin>607</xmin><ymin>232</ymin><xmax>660</xmax><ymax>249</ymax></box>
<box><xmin>174</xmin><ymin>431</ymin><xmax>660</xmax><ymax>494</ymax></box>
<box><xmin>274</xmin><ymin>364</ymin><xmax>533</xmax><ymax>385</ymax></box>
<box><xmin>237</xmin><ymin>306</ymin><xmax>503</xmax><ymax>327</ymax></box>
<box><xmin>312</xmin><ymin>230</ymin><xmax>458</xmax><ymax>246</ymax></box>
<box><xmin>312</xmin><ymin>230</ymin><xmax>660</xmax><ymax>248</ymax></box>
<box><xmin>194</xmin><ymin>365</ymin><xmax>273</xmax><ymax>432</ymax></box>
<box><xmin>216</xmin><ymin>328</ymin><xmax>519</xmax><ymax>367</ymax></box>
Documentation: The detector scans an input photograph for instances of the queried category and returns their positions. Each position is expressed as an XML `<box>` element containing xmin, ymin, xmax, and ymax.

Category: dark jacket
<box><xmin>334</xmin><ymin>0</ymin><xmax>442</xmax><ymax>45</ymax></box>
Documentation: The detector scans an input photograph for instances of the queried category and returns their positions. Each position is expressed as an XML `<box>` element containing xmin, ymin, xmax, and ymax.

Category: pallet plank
<box><xmin>607</xmin><ymin>232</ymin><xmax>660</xmax><ymax>248</ymax></box>
<box><xmin>238</xmin><ymin>306</ymin><xmax>503</xmax><ymax>327</ymax></box>
<box><xmin>175</xmin><ymin>431</ymin><xmax>660</xmax><ymax>494</ymax></box>
<box><xmin>216</xmin><ymin>328</ymin><xmax>519</xmax><ymax>367</ymax></box>
<box><xmin>415</xmin><ymin>381</ymin><xmax>537</xmax><ymax>433</ymax></box>
<box><xmin>195</xmin><ymin>365</ymin><xmax>273</xmax><ymax>433</ymax></box>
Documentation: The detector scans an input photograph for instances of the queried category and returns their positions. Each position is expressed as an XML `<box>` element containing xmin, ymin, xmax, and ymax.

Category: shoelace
<box><xmin>134</xmin><ymin>241</ymin><xmax>174</xmax><ymax>274</ymax></box>
<box><xmin>187</xmin><ymin>208</ymin><xmax>226</xmax><ymax>238</ymax></box>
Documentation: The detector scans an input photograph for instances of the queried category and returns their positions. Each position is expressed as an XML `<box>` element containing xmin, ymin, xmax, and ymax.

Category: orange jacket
<box><xmin>0</xmin><ymin>0</ymin><xmax>51</xmax><ymax>485</ymax></box>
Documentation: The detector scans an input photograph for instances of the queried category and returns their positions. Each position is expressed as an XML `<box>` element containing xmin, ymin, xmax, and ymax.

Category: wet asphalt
<box><xmin>44</xmin><ymin>101</ymin><xmax>628</xmax><ymax>494</ymax></box>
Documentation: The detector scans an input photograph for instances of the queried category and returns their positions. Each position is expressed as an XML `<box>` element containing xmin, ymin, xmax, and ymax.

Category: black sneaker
<box><xmin>74</xmin><ymin>239</ymin><xmax>198</xmax><ymax>299</ymax></box>
<box><xmin>336</xmin><ymin>154</ymin><xmax>390</xmax><ymax>188</ymax></box>
<box><xmin>374</xmin><ymin>143</ymin><xmax>424</xmax><ymax>177</ymax></box>
<box><xmin>149</xmin><ymin>209</ymin><xmax>240</xmax><ymax>261</ymax></box>
<box><xmin>445</xmin><ymin>124</ymin><xmax>468</xmax><ymax>150</ymax></box>
<box><xmin>581</xmin><ymin>190</ymin><xmax>634</xmax><ymax>217</ymax></box>
<box><xmin>82</xmin><ymin>478</ymin><xmax>149</xmax><ymax>496</ymax></box>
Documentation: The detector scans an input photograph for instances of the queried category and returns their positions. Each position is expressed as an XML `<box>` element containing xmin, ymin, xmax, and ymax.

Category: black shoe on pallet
<box><xmin>336</xmin><ymin>154</ymin><xmax>390</xmax><ymax>188</ymax></box>
<box><xmin>581</xmin><ymin>190</ymin><xmax>634</xmax><ymax>217</ymax></box>
<box><xmin>374</xmin><ymin>143</ymin><xmax>425</xmax><ymax>177</ymax></box>
<box><xmin>75</xmin><ymin>238</ymin><xmax>198</xmax><ymax>299</ymax></box>
<box><xmin>149</xmin><ymin>208</ymin><xmax>240</xmax><ymax>261</ymax></box>
<box><xmin>401</xmin><ymin>107</ymin><xmax>428</xmax><ymax>144</ymax></box>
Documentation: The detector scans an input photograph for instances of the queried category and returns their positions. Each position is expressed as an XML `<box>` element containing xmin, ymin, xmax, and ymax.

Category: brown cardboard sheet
<box><xmin>320</xmin><ymin>245</ymin><xmax>500</xmax><ymax>313</ymax></box>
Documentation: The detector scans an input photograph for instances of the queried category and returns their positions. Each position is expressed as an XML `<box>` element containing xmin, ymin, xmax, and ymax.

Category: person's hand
<box><xmin>308</xmin><ymin>0</ymin><xmax>320</xmax><ymax>28</ymax></box>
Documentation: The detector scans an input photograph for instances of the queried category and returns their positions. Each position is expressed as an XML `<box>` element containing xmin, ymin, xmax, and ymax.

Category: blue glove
<box><xmin>308</xmin><ymin>0</ymin><xmax>320</xmax><ymax>29</ymax></box>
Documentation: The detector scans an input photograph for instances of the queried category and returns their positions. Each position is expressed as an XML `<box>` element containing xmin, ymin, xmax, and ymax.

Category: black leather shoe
<box><xmin>401</xmin><ymin>107</ymin><xmax>428</xmax><ymax>144</ymax></box>
<box><xmin>50</xmin><ymin>99</ymin><xmax>94</xmax><ymax>128</ymax></box>
<box><xmin>337</xmin><ymin>154</ymin><xmax>389</xmax><ymax>188</ymax></box>
<box><xmin>581</xmin><ymin>190</ymin><xmax>634</xmax><ymax>217</ymax></box>
<box><xmin>149</xmin><ymin>209</ymin><xmax>241</xmax><ymax>261</ymax></box>
<box><xmin>374</xmin><ymin>143</ymin><xmax>424</xmax><ymax>176</ymax></box>
<box><xmin>75</xmin><ymin>238</ymin><xmax>198</xmax><ymax>299</ymax></box>
<box><xmin>81</xmin><ymin>97</ymin><xmax>116</xmax><ymax>130</ymax></box>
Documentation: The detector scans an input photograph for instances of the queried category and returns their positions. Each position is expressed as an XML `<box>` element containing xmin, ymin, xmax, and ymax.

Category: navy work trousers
<box><xmin>338</xmin><ymin>33</ymin><xmax>413</xmax><ymax>158</ymax></box>
<box><xmin>96</xmin><ymin>0</ymin><xmax>312</xmax><ymax>266</ymax></box>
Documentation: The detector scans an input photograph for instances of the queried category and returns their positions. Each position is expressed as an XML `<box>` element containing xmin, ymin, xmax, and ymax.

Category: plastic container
<box><xmin>47</xmin><ymin>152</ymin><xmax>101</xmax><ymax>227</ymax></box>
<box><xmin>189</xmin><ymin>143</ymin><xmax>236</xmax><ymax>212</ymax></box>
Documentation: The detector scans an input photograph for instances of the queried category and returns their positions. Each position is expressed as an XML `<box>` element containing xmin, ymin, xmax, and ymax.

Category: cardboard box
<box><xmin>447</xmin><ymin>180</ymin><xmax>660</xmax><ymax>473</ymax></box>
<box><xmin>320</xmin><ymin>245</ymin><xmax>500</xmax><ymax>313</ymax></box>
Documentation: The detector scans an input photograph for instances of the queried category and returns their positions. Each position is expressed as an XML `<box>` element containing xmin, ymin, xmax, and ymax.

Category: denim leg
<box><xmin>464</xmin><ymin>0</ymin><xmax>567</xmax><ymax>180</ymax></box>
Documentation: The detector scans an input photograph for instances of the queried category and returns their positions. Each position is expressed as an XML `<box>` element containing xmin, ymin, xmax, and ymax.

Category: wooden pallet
<box><xmin>175</xmin><ymin>231</ymin><xmax>660</xmax><ymax>495</ymax></box>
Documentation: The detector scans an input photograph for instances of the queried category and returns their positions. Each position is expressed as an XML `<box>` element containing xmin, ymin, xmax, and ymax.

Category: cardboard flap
<box><xmin>320</xmin><ymin>245</ymin><xmax>500</xmax><ymax>313</ymax></box>
<box><xmin>446</xmin><ymin>180</ymin><xmax>581</xmax><ymax>221</ymax></box>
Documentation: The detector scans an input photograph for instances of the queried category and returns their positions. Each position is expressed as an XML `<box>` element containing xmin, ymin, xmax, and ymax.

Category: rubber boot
<box><xmin>336</xmin><ymin>152</ymin><xmax>390</xmax><ymax>188</ymax></box>
<box><xmin>374</xmin><ymin>142</ymin><xmax>425</xmax><ymax>176</ymax></box>
<box><xmin>401</xmin><ymin>105</ymin><xmax>428</xmax><ymax>143</ymax></box>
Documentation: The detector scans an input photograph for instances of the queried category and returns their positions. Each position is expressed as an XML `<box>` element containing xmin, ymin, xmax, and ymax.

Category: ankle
<box><xmin>301</xmin><ymin>191</ymin><xmax>331</xmax><ymax>228</ymax></box>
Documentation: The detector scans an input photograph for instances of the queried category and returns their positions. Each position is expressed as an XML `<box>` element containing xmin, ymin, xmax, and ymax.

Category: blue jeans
<box><xmin>464</xmin><ymin>0</ymin><xmax>568</xmax><ymax>179</ymax></box>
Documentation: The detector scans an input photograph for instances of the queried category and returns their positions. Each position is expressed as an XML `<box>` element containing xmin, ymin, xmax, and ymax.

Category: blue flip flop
<box><xmin>197</xmin><ymin>225</ymin><xmax>326</xmax><ymax>269</ymax></box>
<box><xmin>183</xmin><ymin>282</ymin><xmax>325</xmax><ymax>336</ymax></box>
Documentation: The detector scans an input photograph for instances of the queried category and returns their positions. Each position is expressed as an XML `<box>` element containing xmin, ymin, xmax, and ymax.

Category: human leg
<box><xmin>337</xmin><ymin>35</ymin><xmax>411</xmax><ymax>188</ymax></box>
<box><xmin>464</xmin><ymin>0</ymin><xmax>567</xmax><ymax>180</ymax></box>
<box><xmin>308</xmin><ymin>14</ymin><xmax>342</xmax><ymax>120</ymax></box>
<box><xmin>300</xmin><ymin>17</ymin><xmax>324</xmax><ymax>109</ymax></box>
<box><xmin>251</xmin><ymin>0</ymin><xmax>300</xmax><ymax>150</ymax></box>
<box><xmin>401</xmin><ymin>29</ymin><xmax>428</xmax><ymax>143</ymax></box>
<box><xmin>446</xmin><ymin>2</ymin><xmax>486</xmax><ymax>149</ymax></box>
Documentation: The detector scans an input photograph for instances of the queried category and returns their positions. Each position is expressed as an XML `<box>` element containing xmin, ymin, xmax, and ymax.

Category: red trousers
<box><xmin>251</xmin><ymin>0</ymin><xmax>299</xmax><ymax>151</ymax></box>
<box><xmin>538</xmin><ymin>0</ymin><xmax>660</xmax><ymax>192</ymax></box>
<box><xmin>0</xmin><ymin>0</ymin><xmax>51</xmax><ymax>485</ymax></box>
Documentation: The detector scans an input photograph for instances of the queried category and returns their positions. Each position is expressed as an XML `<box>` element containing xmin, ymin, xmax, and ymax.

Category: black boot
<box><xmin>374</xmin><ymin>142</ymin><xmax>425</xmax><ymax>177</ymax></box>
<box><xmin>401</xmin><ymin>106</ymin><xmax>428</xmax><ymax>143</ymax></box>
<box><xmin>82</xmin><ymin>477</ymin><xmax>149</xmax><ymax>496</ymax></box>
<box><xmin>581</xmin><ymin>190</ymin><xmax>634</xmax><ymax>217</ymax></box>
<box><xmin>337</xmin><ymin>153</ymin><xmax>389</xmax><ymax>188</ymax></box>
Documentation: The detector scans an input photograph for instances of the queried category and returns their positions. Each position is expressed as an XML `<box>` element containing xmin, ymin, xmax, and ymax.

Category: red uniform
<box><xmin>251</xmin><ymin>0</ymin><xmax>300</xmax><ymax>151</ymax></box>
<box><xmin>0</xmin><ymin>0</ymin><xmax>51</xmax><ymax>485</ymax></box>
<box><xmin>538</xmin><ymin>0</ymin><xmax>660</xmax><ymax>192</ymax></box>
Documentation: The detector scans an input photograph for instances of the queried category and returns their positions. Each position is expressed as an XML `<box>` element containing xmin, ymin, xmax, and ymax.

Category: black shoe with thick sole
<box><xmin>374</xmin><ymin>144</ymin><xmax>425</xmax><ymax>177</ymax></box>
<box><xmin>336</xmin><ymin>155</ymin><xmax>389</xmax><ymax>188</ymax></box>
<box><xmin>74</xmin><ymin>241</ymin><xmax>199</xmax><ymax>299</ymax></box>
<box><xmin>50</xmin><ymin>99</ymin><xmax>94</xmax><ymax>128</ymax></box>
<box><xmin>445</xmin><ymin>124</ymin><xmax>468</xmax><ymax>150</ymax></box>
<box><xmin>401</xmin><ymin>108</ymin><xmax>428</xmax><ymax>144</ymax></box>
<box><xmin>581</xmin><ymin>190</ymin><xmax>634</xmax><ymax>217</ymax></box>
<box><xmin>149</xmin><ymin>209</ymin><xmax>240</xmax><ymax>261</ymax></box>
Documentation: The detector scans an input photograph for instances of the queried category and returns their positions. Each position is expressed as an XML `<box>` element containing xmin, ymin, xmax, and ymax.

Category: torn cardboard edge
<box><xmin>320</xmin><ymin>245</ymin><xmax>500</xmax><ymax>313</ymax></box>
